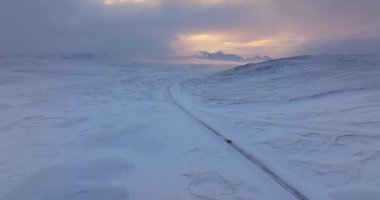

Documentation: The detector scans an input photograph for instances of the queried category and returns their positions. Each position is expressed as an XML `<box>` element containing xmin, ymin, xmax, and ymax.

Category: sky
<box><xmin>0</xmin><ymin>0</ymin><xmax>379</xmax><ymax>57</ymax></box>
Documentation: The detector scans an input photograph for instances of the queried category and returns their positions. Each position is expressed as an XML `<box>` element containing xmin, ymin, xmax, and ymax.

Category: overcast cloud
<box><xmin>0</xmin><ymin>0</ymin><xmax>379</xmax><ymax>57</ymax></box>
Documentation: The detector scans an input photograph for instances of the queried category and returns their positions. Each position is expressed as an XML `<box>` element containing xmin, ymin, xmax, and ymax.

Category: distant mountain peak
<box><xmin>195</xmin><ymin>51</ymin><xmax>272</xmax><ymax>62</ymax></box>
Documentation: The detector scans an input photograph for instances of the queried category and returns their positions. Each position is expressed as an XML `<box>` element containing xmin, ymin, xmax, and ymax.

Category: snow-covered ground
<box><xmin>0</xmin><ymin>54</ymin><xmax>304</xmax><ymax>200</ymax></box>
<box><xmin>180</xmin><ymin>55</ymin><xmax>380</xmax><ymax>200</ymax></box>
<box><xmin>1</xmin><ymin>54</ymin><xmax>379</xmax><ymax>200</ymax></box>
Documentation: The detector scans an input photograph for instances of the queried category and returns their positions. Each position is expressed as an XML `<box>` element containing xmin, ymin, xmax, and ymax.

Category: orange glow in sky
<box><xmin>224</xmin><ymin>39</ymin><xmax>273</xmax><ymax>47</ymax></box>
<box><xmin>101</xmin><ymin>0</ymin><xmax>232</xmax><ymax>6</ymax></box>
<box><xmin>102</xmin><ymin>0</ymin><xmax>159</xmax><ymax>6</ymax></box>
<box><xmin>175</xmin><ymin>33</ymin><xmax>228</xmax><ymax>52</ymax></box>
<box><xmin>174</xmin><ymin>33</ymin><xmax>293</xmax><ymax>56</ymax></box>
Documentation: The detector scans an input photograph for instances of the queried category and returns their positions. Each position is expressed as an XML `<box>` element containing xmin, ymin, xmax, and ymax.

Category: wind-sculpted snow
<box><xmin>2</xmin><ymin>158</ymin><xmax>132</xmax><ymax>200</ymax></box>
<box><xmin>182</xmin><ymin>55</ymin><xmax>380</xmax><ymax>131</ymax></box>
<box><xmin>180</xmin><ymin>55</ymin><xmax>380</xmax><ymax>200</ymax></box>
<box><xmin>0</xmin><ymin>55</ymin><xmax>212</xmax><ymax>199</ymax></box>
<box><xmin>0</xmin><ymin>55</ymin><xmax>299</xmax><ymax>200</ymax></box>
<box><xmin>183</xmin><ymin>171</ymin><xmax>259</xmax><ymax>200</ymax></box>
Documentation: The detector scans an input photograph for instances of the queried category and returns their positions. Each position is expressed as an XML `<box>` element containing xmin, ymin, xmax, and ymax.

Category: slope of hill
<box><xmin>180</xmin><ymin>55</ymin><xmax>380</xmax><ymax>200</ymax></box>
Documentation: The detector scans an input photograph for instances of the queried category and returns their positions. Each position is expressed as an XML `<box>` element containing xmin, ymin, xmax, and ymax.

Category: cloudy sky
<box><xmin>0</xmin><ymin>0</ymin><xmax>379</xmax><ymax>57</ymax></box>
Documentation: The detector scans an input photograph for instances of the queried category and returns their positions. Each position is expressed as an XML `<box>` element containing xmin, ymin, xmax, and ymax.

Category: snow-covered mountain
<box><xmin>196</xmin><ymin>51</ymin><xmax>271</xmax><ymax>62</ymax></box>
<box><xmin>180</xmin><ymin>54</ymin><xmax>380</xmax><ymax>200</ymax></box>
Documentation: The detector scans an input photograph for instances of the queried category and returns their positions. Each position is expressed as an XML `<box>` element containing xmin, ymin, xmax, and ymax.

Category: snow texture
<box><xmin>180</xmin><ymin>55</ymin><xmax>380</xmax><ymax>200</ymax></box>
<box><xmin>1</xmin><ymin>54</ymin><xmax>379</xmax><ymax>200</ymax></box>
<box><xmin>1</xmin><ymin>54</ymin><xmax>297</xmax><ymax>200</ymax></box>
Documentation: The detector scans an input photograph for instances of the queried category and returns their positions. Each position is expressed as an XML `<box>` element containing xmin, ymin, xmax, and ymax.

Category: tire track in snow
<box><xmin>165</xmin><ymin>83</ymin><xmax>311</xmax><ymax>200</ymax></box>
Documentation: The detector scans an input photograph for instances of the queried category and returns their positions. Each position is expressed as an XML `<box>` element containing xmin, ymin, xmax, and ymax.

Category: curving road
<box><xmin>166</xmin><ymin>83</ymin><xmax>311</xmax><ymax>200</ymax></box>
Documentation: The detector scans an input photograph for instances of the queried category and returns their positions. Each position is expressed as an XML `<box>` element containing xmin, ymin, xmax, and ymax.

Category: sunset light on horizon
<box><xmin>0</xmin><ymin>0</ymin><xmax>379</xmax><ymax>57</ymax></box>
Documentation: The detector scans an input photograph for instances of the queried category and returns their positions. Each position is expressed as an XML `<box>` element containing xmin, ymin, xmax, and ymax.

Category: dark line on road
<box><xmin>166</xmin><ymin>84</ymin><xmax>310</xmax><ymax>200</ymax></box>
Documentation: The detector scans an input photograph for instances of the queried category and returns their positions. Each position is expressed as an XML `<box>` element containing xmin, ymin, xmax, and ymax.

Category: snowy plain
<box><xmin>0</xmin><ymin>54</ymin><xmax>379</xmax><ymax>200</ymax></box>
<box><xmin>0</xmin><ymin>54</ymin><xmax>293</xmax><ymax>200</ymax></box>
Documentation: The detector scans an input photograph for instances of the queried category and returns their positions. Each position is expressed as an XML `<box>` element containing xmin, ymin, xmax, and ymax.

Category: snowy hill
<box><xmin>180</xmin><ymin>55</ymin><xmax>380</xmax><ymax>200</ymax></box>
<box><xmin>182</xmin><ymin>54</ymin><xmax>380</xmax><ymax>131</ymax></box>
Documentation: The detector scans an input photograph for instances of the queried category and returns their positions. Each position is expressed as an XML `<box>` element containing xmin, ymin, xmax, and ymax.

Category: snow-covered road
<box><xmin>167</xmin><ymin>83</ymin><xmax>310</xmax><ymax>200</ymax></box>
